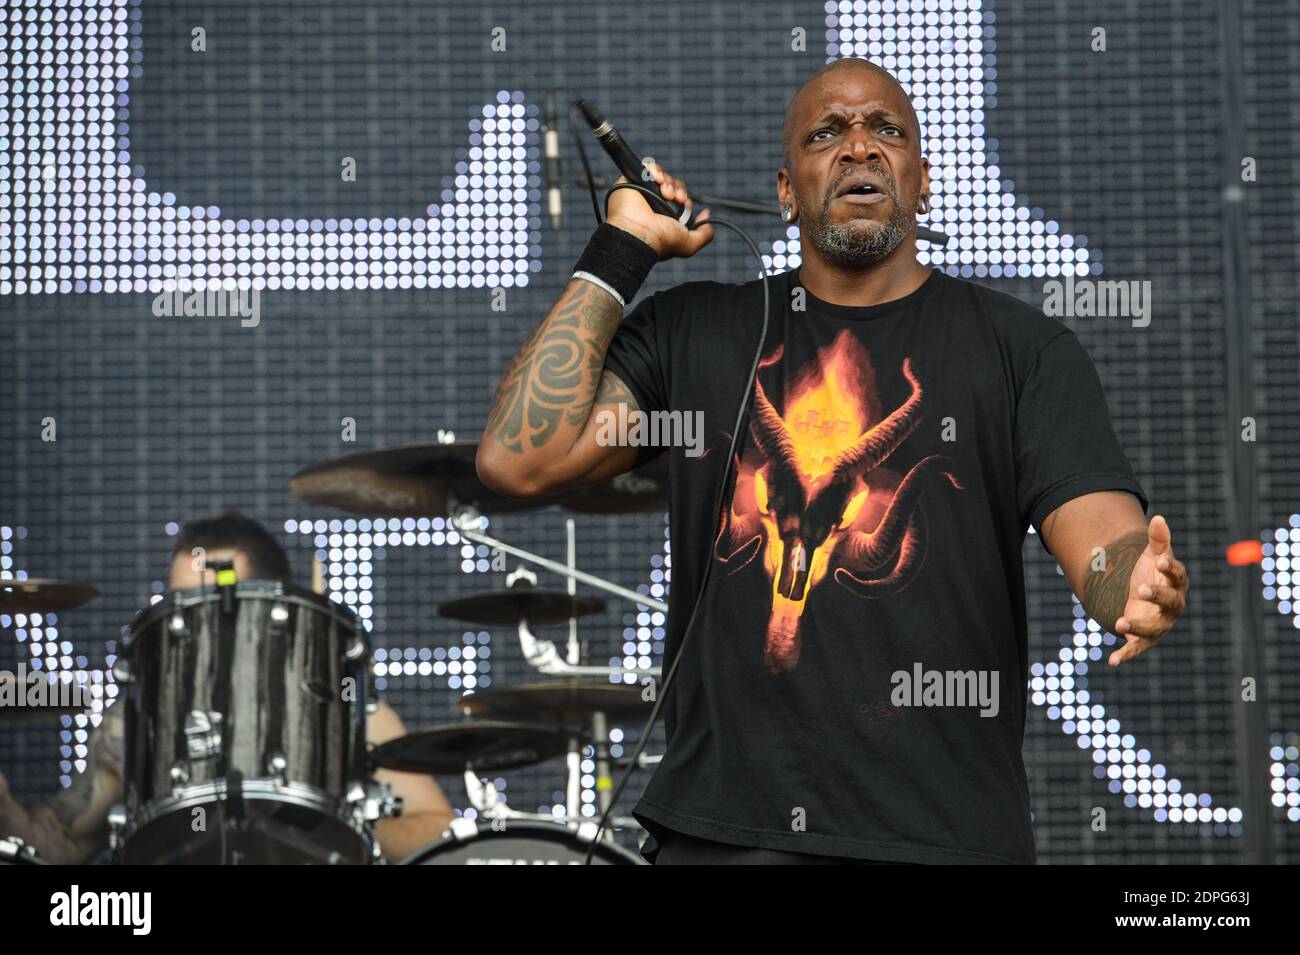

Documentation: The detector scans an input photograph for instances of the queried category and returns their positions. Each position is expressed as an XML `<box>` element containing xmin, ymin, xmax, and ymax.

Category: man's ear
<box><xmin>918</xmin><ymin>155</ymin><xmax>932</xmax><ymax>209</ymax></box>
<box><xmin>777</xmin><ymin>165</ymin><xmax>792</xmax><ymax>210</ymax></box>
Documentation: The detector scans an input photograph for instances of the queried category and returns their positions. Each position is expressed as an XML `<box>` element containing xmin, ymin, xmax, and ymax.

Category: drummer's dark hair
<box><xmin>171</xmin><ymin>511</ymin><xmax>292</xmax><ymax>582</ymax></box>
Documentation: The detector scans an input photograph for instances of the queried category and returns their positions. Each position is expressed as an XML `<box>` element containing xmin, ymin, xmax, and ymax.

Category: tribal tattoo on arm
<box><xmin>1077</xmin><ymin>530</ymin><xmax>1149</xmax><ymax>634</ymax></box>
<box><xmin>484</xmin><ymin>279</ymin><xmax>627</xmax><ymax>454</ymax></box>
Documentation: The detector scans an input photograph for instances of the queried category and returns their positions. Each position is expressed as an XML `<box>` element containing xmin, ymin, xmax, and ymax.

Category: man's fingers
<box><xmin>1108</xmin><ymin>639</ymin><xmax>1145</xmax><ymax>667</ymax></box>
<box><xmin>1114</xmin><ymin>615</ymin><xmax>1167</xmax><ymax>640</ymax></box>
<box><xmin>1157</xmin><ymin>554</ymin><xmax>1188</xmax><ymax>588</ymax></box>
<box><xmin>1135</xmin><ymin>582</ymin><xmax>1184</xmax><ymax>612</ymax></box>
<box><xmin>1146</xmin><ymin>513</ymin><xmax>1172</xmax><ymax>555</ymax></box>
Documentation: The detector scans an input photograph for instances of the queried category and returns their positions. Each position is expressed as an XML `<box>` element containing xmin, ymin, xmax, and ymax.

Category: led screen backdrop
<box><xmin>1</xmin><ymin>0</ymin><xmax>1297</xmax><ymax>863</ymax></box>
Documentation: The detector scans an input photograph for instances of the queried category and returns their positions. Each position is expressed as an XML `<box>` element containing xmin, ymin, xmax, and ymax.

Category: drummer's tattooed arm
<box><xmin>479</xmin><ymin>276</ymin><xmax>642</xmax><ymax>496</ymax></box>
<box><xmin>0</xmin><ymin>705</ymin><xmax>125</xmax><ymax>864</ymax></box>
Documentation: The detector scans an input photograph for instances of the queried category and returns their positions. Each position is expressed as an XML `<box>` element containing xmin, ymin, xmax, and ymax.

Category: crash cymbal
<box><xmin>437</xmin><ymin>589</ymin><xmax>606</xmax><ymax>627</ymax></box>
<box><xmin>369</xmin><ymin>720</ymin><xmax>572</xmax><ymax>773</ymax></box>
<box><xmin>551</xmin><ymin>454</ymin><xmax>668</xmax><ymax>514</ymax></box>
<box><xmin>289</xmin><ymin>442</ymin><xmax>537</xmax><ymax>517</ymax></box>
<box><xmin>0</xmin><ymin>578</ymin><xmax>100</xmax><ymax>615</ymax></box>
<box><xmin>0</xmin><ymin>674</ymin><xmax>90</xmax><ymax>723</ymax></box>
<box><xmin>289</xmin><ymin>442</ymin><xmax>669</xmax><ymax>518</ymax></box>
<box><xmin>458</xmin><ymin>680</ymin><xmax>650</xmax><ymax>724</ymax></box>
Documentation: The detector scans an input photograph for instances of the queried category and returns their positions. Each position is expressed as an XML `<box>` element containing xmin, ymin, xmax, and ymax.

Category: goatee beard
<box><xmin>799</xmin><ymin>179</ymin><xmax>914</xmax><ymax>267</ymax></box>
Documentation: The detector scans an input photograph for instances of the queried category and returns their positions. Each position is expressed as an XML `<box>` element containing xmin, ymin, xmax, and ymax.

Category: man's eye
<box><xmin>811</xmin><ymin>129</ymin><xmax>833</xmax><ymax>141</ymax></box>
<box><xmin>881</xmin><ymin>125</ymin><xmax>904</xmax><ymax>137</ymax></box>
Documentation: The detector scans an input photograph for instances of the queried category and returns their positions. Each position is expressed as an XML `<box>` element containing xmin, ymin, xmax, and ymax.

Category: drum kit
<box><xmin>1</xmin><ymin>440</ymin><xmax>670</xmax><ymax>865</ymax></box>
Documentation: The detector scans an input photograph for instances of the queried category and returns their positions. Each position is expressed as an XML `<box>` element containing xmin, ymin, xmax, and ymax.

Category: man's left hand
<box><xmin>1109</xmin><ymin>514</ymin><xmax>1189</xmax><ymax>666</ymax></box>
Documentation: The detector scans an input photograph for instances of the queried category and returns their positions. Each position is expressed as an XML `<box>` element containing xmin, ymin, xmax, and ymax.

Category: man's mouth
<box><xmin>832</xmin><ymin>174</ymin><xmax>891</xmax><ymax>207</ymax></box>
<box><xmin>834</xmin><ymin>190</ymin><xmax>888</xmax><ymax>206</ymax></box>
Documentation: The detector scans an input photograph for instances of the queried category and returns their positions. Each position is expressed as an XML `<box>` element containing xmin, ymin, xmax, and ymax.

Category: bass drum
<box><xmin>116</xmin><ymin>581</ymin><xmax>374</xmax><ymax>864</ymax></box>
<box><xmin>404</xmin><ymin>820</ymin><xmax>646</xmax><ymax>865</ymax></box>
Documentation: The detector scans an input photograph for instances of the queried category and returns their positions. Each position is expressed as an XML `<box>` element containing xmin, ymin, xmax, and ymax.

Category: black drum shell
<box><xmin>116</xmin><ymin>581</ymin><xmax>372</xmax><ymax>864</ymax></box>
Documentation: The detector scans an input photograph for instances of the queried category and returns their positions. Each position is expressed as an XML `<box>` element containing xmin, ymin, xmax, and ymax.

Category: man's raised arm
<box><xmin>476</xmin><ymin>162</ymin><xmax>712</xmax><ymax>499</ymax></box>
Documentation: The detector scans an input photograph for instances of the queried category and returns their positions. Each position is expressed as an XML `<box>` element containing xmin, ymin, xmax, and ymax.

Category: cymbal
<box><xmin>289</xmin><ymin>442</ymin><xmax>668</xmax><ymax>518</ymax></box>
<box><xmin>458</xmin><ymin>680</ymin><xmax>650</xmax><ymax>724</ymax></box>
<box><xmin>551</xmin><ymin>454</ymin><xmax>668</xmax><ymax>514</ymax></box>
<box><xmin>290</xmin><ymin>442</ymin><xmax>537</xmax><ymax>517</ymax></box>
<box><xmin>0</xmin><ymin>674</ymin><xmax>89</xmax><ymax>723</ymax></box>
<box><xmin>0</xmin><ymin>578</ymin><xmax>100</xmax><ymax>615</ymax></box>
<box><xmin>369</xmin><ymin>720</ymin><xmax>572</xmax><ymax>773</ymax></box>
<box><xmin>438</xmin><ymin>589</ymin><xmax>606</xmax><ymax>627</ymax></box>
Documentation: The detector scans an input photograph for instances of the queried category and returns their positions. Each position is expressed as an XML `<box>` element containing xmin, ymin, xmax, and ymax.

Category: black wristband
<box><xmin>571</xmin><ymin>221</ymin><xmax>658</xmax><ymax>308</ymax></box>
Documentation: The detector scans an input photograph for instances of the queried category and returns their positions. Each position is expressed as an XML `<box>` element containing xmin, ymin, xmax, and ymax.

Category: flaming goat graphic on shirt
<box><xmin>713</xmin><ymin>331</ymin><xmax>963</xmax><ymax>673</ymax></box>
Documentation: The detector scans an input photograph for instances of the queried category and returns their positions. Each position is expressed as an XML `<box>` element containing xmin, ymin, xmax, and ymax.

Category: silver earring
<box><xmin>781</xmin><ymin>204</ymin><xmax>793</xmax><ymax>222</ymax></box>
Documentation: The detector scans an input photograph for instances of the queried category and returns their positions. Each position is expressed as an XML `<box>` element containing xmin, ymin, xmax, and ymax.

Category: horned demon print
<box><xmin>713</xmin><ymin>330</ymin><xmax>963</xmax><ymax>673</ymax></box>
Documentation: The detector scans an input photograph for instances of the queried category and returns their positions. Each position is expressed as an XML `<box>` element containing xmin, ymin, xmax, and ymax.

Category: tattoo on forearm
<box><xmin>593</xmin><ymin>368</ymin><xmax>638</xmax><ymax>410</ymax></box>
<box><xmin>484</xmin><ymin>280</ymin><xmax>624</xmax><ymax>452</ymax></box>
<box><xmin>1080</xmin><ymin>531</ymin><xmax>1147</xmax><ymax>632</ymax></box>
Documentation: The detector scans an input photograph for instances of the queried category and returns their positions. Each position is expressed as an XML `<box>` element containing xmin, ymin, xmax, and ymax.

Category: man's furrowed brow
<box><xmin>803</xmin><ymin>105</ymin><xmax>910</xmax><ymax>134</ymax></box>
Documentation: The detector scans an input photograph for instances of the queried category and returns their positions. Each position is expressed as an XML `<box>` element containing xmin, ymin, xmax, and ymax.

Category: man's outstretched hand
<box><xmin>1109</xmin><ymin>514</ymin><xmax>1189</xmax><ymax>666</ymax></box>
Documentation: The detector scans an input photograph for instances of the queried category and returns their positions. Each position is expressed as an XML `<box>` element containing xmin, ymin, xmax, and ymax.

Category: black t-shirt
<box><xmin>603</xmin><ymin>264</ymin><xmax>1148</xmax><ymax>864</ymax></box>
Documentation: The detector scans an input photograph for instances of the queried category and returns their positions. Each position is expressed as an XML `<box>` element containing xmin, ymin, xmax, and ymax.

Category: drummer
<box><xmin>0</xmin><ymin>511</ymin><xmax>455</xmax><ymax>863</ymax></box>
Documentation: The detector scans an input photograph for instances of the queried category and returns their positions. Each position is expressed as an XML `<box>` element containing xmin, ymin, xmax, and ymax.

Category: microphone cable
<box><xmin>574</xmin><ymin>171</ymin><xmax>773</xmax><ymax>864</ymax></box>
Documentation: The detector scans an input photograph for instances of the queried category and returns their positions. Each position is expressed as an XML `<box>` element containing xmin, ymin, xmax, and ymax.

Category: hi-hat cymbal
<box><xmin>0</xmin><ymin>578</ymin><xmax>100</xmax><ymax>615</ymax></box>
<box><xmin>369</xmin><ymin>720</ymin><xmax>572</xmax><ymax>774</ymax></box>
<box><xmin>289</xmin><ymin>442</ymin><xmax>668</xmax><ymax>518</ymax></box>
<box><xmin>438</xmin><ymin>589</ymin><xmax>606</xmax><ymax>627</ymax></box>
<box><xmin>458</xmin><ymin>680</ymin><xmax>650</xmax><ymax>724</ymax></box>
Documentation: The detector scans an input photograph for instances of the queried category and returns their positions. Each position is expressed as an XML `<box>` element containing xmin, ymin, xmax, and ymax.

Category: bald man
<box><xmin>476</xmin><ymin>59</ymin><xmax>1187</xmax><ymax>864</ymax></box>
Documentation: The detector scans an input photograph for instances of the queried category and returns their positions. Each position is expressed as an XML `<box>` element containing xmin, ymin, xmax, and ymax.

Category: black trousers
<box><xmin>652</xmin><ymin>828</ymin><xmax>915</xmax><ymax>865</ymax></box>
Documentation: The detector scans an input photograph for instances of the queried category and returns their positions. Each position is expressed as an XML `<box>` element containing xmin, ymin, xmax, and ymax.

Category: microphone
<box><xmin>543</xmin><ymin>92</ymin><xmax>563</xmax><ymax>230</ymax></box>
<box><xmin>572</xmin><ymin>98</ymin><xmax>698</xmax><ymax>229</ymax></box>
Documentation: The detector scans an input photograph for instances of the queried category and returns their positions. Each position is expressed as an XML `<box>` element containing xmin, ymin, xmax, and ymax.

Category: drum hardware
<box><xmin>184</xmin><ymin>709</ymin><xmax>223</xmax><ymax>761</ymax></box>
<box><xmin>0</xmin><ymin>835</ymin><xmax>47</xmax><ymax>865</ymax></box>
<box><xmin>613</xmin><ymin>752</ymin><xmax>662</xmax><ymax>769</ymax></box>
<box><xmin>462</xmin><ymin>773</ymin><xmax>535</xmax><ymax>823</ymax></box>
<box><xmin>107</xmin><ymin>806</ymin><xmax>127</xmax><ymax>853</ymax></box>
<box><xmin>288</xmin><ymin>441</ymin><xmax>671</xmax><ymax>859</ymax></box>
<box><xmin>353</xmin><ymin>781</ymin><xmax>401</xmax><ymax>824</ymax></box>
<box><xmin>268</xmin><ymin>752</ymin><xmax>288</xmax><ymax>781</ymax></box>
<box><xmin>450</xmin><ymin>508</ymin><xmax>669</xmax><ymax>615</ymax></box>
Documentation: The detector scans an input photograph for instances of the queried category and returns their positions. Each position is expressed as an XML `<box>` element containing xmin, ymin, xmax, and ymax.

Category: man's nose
<box><xmin>840</xmin><ymin>127</ymin><xmax>883</xmax><ymax>163</ymax></box>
